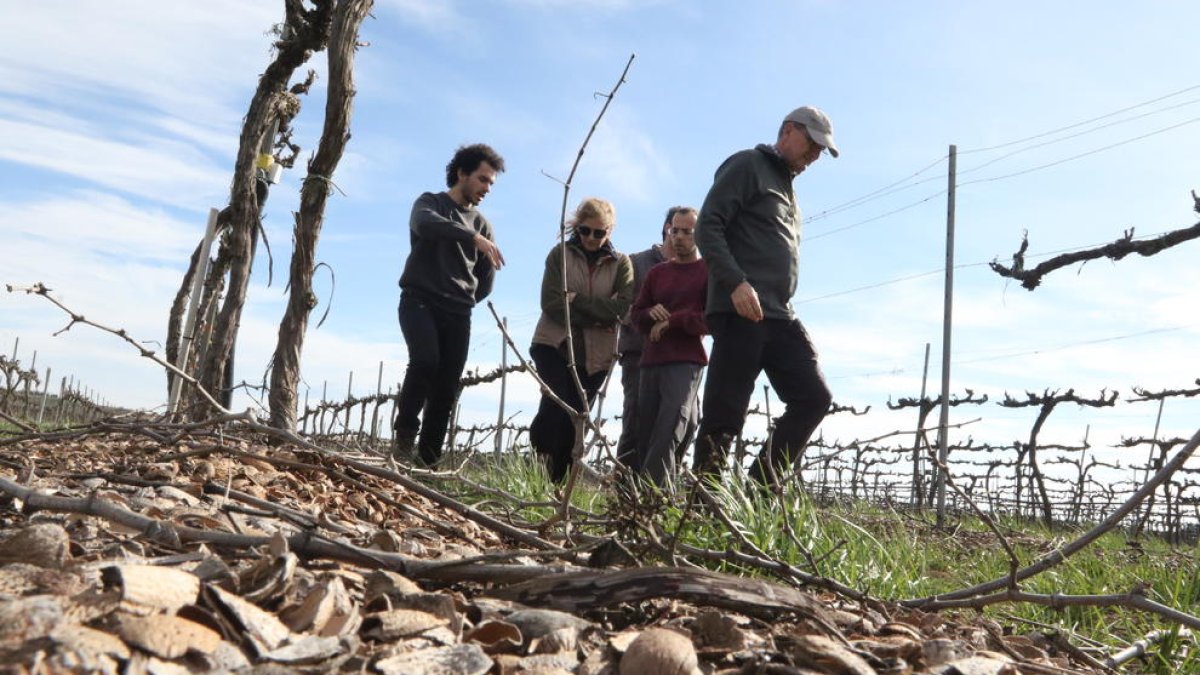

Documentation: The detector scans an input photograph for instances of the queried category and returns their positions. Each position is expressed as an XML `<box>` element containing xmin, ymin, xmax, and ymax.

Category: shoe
<box><xmin>747</xmin><ymin>456</ymin><xmax>790</xmax><ymax>496</ymax></box>
<box><xmin>416</xmin><ymin>446</ymin><xmax>442</xmax><ymax>467</ymax></box>
<box><xmin>391</xmin><ymin>429</ymin><xmax>417</xmax><ymax>460</ymax></box>
<box><xmin>692</xmin><ymin>432</ymin><xmax>732</xmax><ymax>477</ymax></box>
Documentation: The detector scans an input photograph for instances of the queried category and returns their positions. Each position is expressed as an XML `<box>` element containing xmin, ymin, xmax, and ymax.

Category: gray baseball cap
<box><xmin>783</xmin><ymin>106</ymin><xmax>839</xmax><ymax>158</ymax></box>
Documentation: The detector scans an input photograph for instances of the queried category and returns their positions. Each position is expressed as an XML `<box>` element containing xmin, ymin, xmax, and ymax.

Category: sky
<box><xmin>2</xmin><ymin>1</ymin><xmax>1199</xmax><ymax>487</ymax></box>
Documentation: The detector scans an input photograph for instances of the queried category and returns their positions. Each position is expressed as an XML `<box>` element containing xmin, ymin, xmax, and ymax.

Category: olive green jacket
<box><xmin>532</xmin><ymin>238</ymin><xmax>634</xmax><ymax>375</ymax></box>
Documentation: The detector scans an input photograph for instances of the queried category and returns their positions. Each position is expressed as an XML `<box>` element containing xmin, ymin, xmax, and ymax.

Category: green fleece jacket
<box><xmin>695</xmin><ymin>144</ymin><xmax>801</xmax><ymax>320</ymax></box>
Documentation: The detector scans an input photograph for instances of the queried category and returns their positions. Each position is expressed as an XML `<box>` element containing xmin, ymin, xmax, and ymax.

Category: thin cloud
<box><xmin>502</xmin><ymin>0</ymin><xmax>664</xmax><ymax>10</ymax></box>
<box><xmin>0</xmin><ymin>191</ymin><xmax>198</xmax><ymax>260</ymax></box>
<box><xmin>0</xmin><ymin>2</ymin><xmax>277</xmax><ymax>123</ymax></box>
<box><xmin>0</xmin><ymin>2</ymin><xmax>285</xmax><ymax>207</ymax></box>
<box><xmin>0</xmin><ymin>119</ymin><xmax>229</xmax><ymax>209</ymax></box>
<box><xmin>575</xmin><ymin>113</ymin><xmax>673</xmax><ymax>204</ymax></box>
<box><xmin>376</xmin><ymin>0</ymin><xmax>462</xmax><ymax>28</ymax></box>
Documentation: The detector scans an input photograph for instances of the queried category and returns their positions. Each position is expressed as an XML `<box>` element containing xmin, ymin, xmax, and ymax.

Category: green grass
<box><xmin>449</xmin><ymin>452</ymin><xmax>1199</xmax><ymax>664</ymax></box>
<box><xmin>666</xmin><ymin>474</ymin><xmax>947</xmax><ymax>596</ymax></box>
<box><xmin>0</xmin><ymin>407</ymin><xmax>107</xmax><ymax>433</ymax></box>
<box><xmin>439</xmin><ymin>449</ymin><xmax>610</xmax><ymax>524</ymax></box>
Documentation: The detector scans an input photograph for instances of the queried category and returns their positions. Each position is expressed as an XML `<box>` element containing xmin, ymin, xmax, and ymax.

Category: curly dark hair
<box><xmin>445</xmin><ymin>143</ymin><xmax>506</xmax><ymax>188</ymax></box>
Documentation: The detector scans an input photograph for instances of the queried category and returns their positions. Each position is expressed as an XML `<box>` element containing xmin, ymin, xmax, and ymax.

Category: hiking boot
<box><xmin>692</xmin><ymin>432</ymin><xmax>733</xmax><ymax>477</ymax></box>
<box><xmin>416</xmin><ymin>445</ymin><xmax>442</xmax><ymax>468</ymax></box>
<box><xmin>391</xmin><ymin>429</ymin><xmax>417</xmax><ymax>461</ymax></box>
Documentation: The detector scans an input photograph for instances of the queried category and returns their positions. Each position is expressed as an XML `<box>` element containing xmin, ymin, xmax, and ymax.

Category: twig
<box><xmin>544</xmin><ymin>53</ymin><xmax>636</xmax><ymax>532</ymax></box>
<box><xmin>1047</xmin><ymin>630</ymin><xmax>1117</xmax><ymax>674</ymax></box>
<box><xmin>659</xmin><ymin>487</ymin><xmax>877</xmax><ymax>607</ymax></box>
<box><xmin>924</xmin><ymin>586</ymin><xmax>1200</xmax><ymax>633</ymax></box>
<box><xmin>0</xmin><ymin>408</ymin><xmax>34</xmax><ymax>432</ymax></box>
<box><xmin>918</xmin><ymin>428</ymin><xmax>1022</xmax><ymax>588</ymax></box>
<box><xmin>6</xmin><ymin>283</ymin><xmax>230</xmax><ymax>415</ymax></box>
<box><xmin>494</xmin><ymin>565</ymin><xmax>844</xmax><ymax>627</ymax></box>
<box><xmin>417</xmin><ymin>541</ymin><xmax>602</xmax><ymax>572</ymax></box>
<box><xmin>904</xmin><ymin>426</ymin><xmax>1200</xmax><ymax>607</ymax></box>
<box><xmin>0</xmin><ymin>474</ymin><xmax>577</xmax><ymax>585</ymax></box>
<box><xmin>665</xmin><ymin>477</ymin><xmax>702</xmax><ymax>566</ymax></box>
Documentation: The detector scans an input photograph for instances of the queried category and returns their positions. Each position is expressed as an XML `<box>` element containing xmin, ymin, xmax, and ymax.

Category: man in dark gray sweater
<box><xmin>692</xmin><ymin>106</ymin><xmax>838</xmax><ymax>486</ymax></box>
<box><xmin>394</xmin><ymin>143</ymin><xmax>505</xmax><ymax>465</ymax></box>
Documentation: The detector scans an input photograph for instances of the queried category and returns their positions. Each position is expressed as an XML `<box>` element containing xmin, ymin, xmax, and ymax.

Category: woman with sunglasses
<box><xmin>529</xmin><ymin>197</ymin><xmax>634</xmax><ymax>482</ymax></box>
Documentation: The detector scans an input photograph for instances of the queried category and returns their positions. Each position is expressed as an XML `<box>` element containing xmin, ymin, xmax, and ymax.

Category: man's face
<box><xmin>668</xmin><ymin>211</ymin><xmax>698</xmax><ymax>260</ymax></box>
<box><xmin>458</xmin><ymin>163</ymin><xmax>498</xmax><ymax>206</ymax></box>
<box><xmin>778</xmin><ymin>122</ymin><xmax>823</xmax><ymax>175</ymax></box>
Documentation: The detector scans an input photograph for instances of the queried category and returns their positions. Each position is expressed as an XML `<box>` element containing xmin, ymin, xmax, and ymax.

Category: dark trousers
<box><xmin>618</xmin><ymin>352</ymin><xmax>698</xmax><ymax>473</ymax></box>
<box><xmin>615</xmin><ymin>352</ymin><xmax>642</xmax><ymax>468</ymax></box>
<box><xmin>635</xmin><ymin>362</ymin><xmax>703</xmax><ymax>484</ymax></box>
<box><xmin>693</xmin><ymin>313</ymin><xmax>832</xmax><ymax>483</ymax></box>
<box><xmin>529</xmin><ymin>343</ymin><xmax>607</xmax><ymax>483</ymax></box>
<box><xmin>395</xmin><ymin>292</ymin><xmax>471</xmax><ymax>465</ymax></box>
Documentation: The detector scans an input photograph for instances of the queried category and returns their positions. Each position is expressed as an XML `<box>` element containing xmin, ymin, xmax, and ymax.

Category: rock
<box><xmin>0</xmin><ymin>522</ymin><xmax>70</xmax><ymax>568</ymax></box>
<box><xmin>619</xmin><ymin>628</ymin><xmax>700</xmax><ymax>675</ymax></box>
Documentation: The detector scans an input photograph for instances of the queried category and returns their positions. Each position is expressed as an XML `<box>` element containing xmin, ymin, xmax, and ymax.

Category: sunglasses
<box><xmin>577</xmin><ymin>226</ymin><xmax>609</xmax><ymax>240</ymax></box>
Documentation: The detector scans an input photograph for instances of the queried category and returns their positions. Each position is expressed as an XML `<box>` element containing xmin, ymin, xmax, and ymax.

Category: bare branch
<box><xmin>990</xmin><ymin>215</ymin><xmax>1200</xmax><ymax>290</ymax></box>
<box><xmin>7</xmin><ymin>283</ymin><xmax>230</xmax><ymax>415</ymax></box>
<box><xmin>904</xmin><ymin>425</ymin><xmax>1200</xmax><ymax>607</ymax></box>
<box><xmin>0</xmin><ymin>474</ymin><xmax>570</xmax><ymax>586</ymax></box>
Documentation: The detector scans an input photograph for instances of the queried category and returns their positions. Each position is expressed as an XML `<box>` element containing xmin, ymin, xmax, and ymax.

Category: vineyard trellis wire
<box><xmin>8</xmin><ymin>315</ymin><xmax>1199</xmax><ymax>544</ymax></box>
<box><xmin>289</xmin><ymin>352</ymin><xmax>1200</xmax><ymax>542</ymax></box>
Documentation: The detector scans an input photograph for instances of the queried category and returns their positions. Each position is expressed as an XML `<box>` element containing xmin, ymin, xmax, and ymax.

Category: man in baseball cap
<box><xmin>783</xmin><ymin>105</ymin><xmax>839</xmax><ymax>159</ymax></box>
<box><xmin>691</xmin><ymin>104</ymin><xmax>839</xmax><ymax>487</ymax></box>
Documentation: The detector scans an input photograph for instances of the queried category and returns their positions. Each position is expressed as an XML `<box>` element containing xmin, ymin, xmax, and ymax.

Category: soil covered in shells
<box><xmin>0</xmin><ymin>430</ymin><xmax>1114</xmax><ymax>674</ymax></box>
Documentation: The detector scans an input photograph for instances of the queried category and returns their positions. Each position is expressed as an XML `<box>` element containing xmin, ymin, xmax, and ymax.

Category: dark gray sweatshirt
<box><xmin>695</xmin><ymin>144</ymin><xmax>800</xmax><ymax>320</ymax></box>
<box><xmin>617</xmin><ymin>243</ymin><xmax>666</xmax><ymax>356</ymax></box>
<box><xmin>398</xmin><ymin>191</ymin><xmax>495</xmax><ymax>314</ymax></box>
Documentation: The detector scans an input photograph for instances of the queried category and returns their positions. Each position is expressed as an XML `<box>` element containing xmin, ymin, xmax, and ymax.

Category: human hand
<box><xmin>650</xmin><ymin>320</ymin><xmax>669</xmax><ymax>342</ymax></box>
<box><xmin>731</xmin><ymin>281</ymin><xmax>763</xmax><ymax>322</ymax></box>
<box><xmin>648</xmin><ymin>303</ymin><xmax>670</xmax><ymax>322</ymax></box>
<box><xmin>474</xmin><ymin>233</ymin><xmax>505</xmax><ymax>269</ymax></box>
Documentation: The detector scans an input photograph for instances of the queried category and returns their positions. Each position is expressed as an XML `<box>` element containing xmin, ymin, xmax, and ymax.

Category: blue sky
<box><xmin>2</xmin><ymin>1</ymin><xmax>1199</xmax><ymax>477</ymax></box>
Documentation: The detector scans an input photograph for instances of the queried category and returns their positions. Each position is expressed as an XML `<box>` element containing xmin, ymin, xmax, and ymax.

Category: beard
<box><xmin>462</xmin><ymin>184</ymin><xmax>488</xmax><ymax>206</ymax></box>
<box><xmin>674</xmin><ymin>243</ymin><xmax>697</xmax><ymax>260</ymax></box>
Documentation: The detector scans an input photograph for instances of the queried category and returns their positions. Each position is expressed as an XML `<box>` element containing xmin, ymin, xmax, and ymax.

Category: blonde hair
<box><xmin>569</xmin><ymin>197</ymin><xmax>616</xmax><ymax>230</ymax></box>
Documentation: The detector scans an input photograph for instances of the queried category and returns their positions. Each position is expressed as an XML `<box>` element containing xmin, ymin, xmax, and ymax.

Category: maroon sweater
<box><xmin>631</xmin><ymin>259</ymin><xmax>709</xmax><ymax>367</ymax></box>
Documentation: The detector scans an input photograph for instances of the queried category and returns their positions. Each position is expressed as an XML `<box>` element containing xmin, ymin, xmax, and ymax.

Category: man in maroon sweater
<box><xmin>630</xmin><ymin>208</ymin><xmax>708</xmax><ymax>484</ymax></box>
